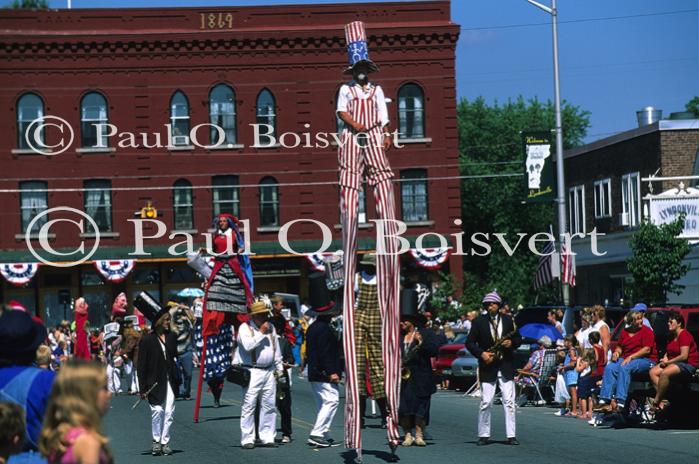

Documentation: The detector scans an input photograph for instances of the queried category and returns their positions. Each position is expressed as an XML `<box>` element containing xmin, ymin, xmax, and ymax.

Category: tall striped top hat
<box><xmin>343</xmin><ymin>21</ymin><xmax>379</xmax><ymax>75</ymax></box>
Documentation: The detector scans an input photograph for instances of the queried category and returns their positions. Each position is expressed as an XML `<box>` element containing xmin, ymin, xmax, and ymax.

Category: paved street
<box><xmin>105</xmin><ymin>377</ymin><xmax>699</xmax><ymax>464</ymax></box>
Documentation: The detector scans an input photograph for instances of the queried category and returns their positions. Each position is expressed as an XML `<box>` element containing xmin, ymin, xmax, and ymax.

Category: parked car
<box><xmin>434</xmin><ymin>333</ymin><xmax>468</xmax><ymax>380</ymax></box>
<box><xmin>450</xmin><ymin>347</ymin><xmax>478</xmax><ymax>389</ymax></box>
<box><xmin>450</xmin><ymin>343</ymin><xmax>532</xmax><ymax>390</ymax></box>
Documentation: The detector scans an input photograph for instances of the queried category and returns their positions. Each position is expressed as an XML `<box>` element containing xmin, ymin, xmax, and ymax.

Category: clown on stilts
<box><xmin>337</xmin><ymin>21</ymin><xmax>401</xmax><ymax>463</ymax></box>
<box><xmin>193</xmin><ymin>213</ymin><xmax>254</xmax><ymax>421</ymax></box>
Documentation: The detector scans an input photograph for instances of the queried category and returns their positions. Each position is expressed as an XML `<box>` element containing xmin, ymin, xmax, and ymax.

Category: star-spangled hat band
<box><xmin>343</xmin><ymin>21</ymin><xmax>379</xmax><ymax>75</ymax></box>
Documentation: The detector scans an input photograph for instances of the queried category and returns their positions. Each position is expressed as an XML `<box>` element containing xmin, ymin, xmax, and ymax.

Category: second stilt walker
<box><xmin>193</xmin><ymin>213</ymin><xmax>254</xmax><ymax>420</ymax></box>
<box><xmin>336</xmin><ymin>20</ymin><xmax>401</xmax><ymax>463</ymax></box>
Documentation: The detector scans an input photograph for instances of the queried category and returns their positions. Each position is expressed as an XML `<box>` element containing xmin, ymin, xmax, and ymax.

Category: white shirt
<box><xmin>577</xmin><ymin>327</ymin><xmax>591</xmax><ymax>349</ymax></box>
<box><xmin>354</xmin><ymin>271</ymin><xmax>377</xmax><ymax>306</ymax></box>
<box><xmin>336</xmin><ymin>82</ymin><xmax>390</xmax><ymax>128</ymax></box>
<box><xmin>489</xmin><ymin>315</ymin><xmax>503</xmax><ymax>339</ymax></box>
<box><xmin>235</xmin><ymin>321</ymin><xmax>282</xmax><ymax>370</ymax></box>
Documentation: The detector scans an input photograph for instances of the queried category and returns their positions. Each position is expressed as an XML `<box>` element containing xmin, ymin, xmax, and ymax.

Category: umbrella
<box><xmin>518</xmin><ymin>322</ymin><xmax>563</xmax><ymax>343</ymax></box>
<box><xmin>177</xmin><ymin>288</ymin><xmax>204</xmax><ymax>298</ymax></box>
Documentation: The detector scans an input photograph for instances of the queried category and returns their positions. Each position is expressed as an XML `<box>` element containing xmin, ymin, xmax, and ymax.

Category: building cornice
<box><xmin>0</xmin><ymin>31</ymin><xmax>459</xmax><ymax>60</ymax></box>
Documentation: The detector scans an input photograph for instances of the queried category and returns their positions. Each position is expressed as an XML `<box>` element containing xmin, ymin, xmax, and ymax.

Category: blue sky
<box><xmin>7</xmin><ymin>0</ymin><xmax>698</xmax><ymax>143</ymax></box>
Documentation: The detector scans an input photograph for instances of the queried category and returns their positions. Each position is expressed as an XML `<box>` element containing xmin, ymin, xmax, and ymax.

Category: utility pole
<box><xmin>527</xmin><ymin>0</ymin><xmax>569</xmax><ymax>305</ymax></box>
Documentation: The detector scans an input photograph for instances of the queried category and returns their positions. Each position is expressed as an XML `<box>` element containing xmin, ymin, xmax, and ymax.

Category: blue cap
<box><xmin>632</xmin><ymin>303</ymin><xmax>648</xmax><ymax>312</ymax></box>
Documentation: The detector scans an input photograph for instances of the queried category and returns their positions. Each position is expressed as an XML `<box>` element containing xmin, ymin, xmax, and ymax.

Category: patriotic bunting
<box><xmin>94</xmin><ymin>260</ymin><xmax>135</xmax><ymax>283</ymax></box>
<box><xmin>306</xmin><ymin>252</ymin><xmax>332</xmax><ymax>272</ymax></box>
<box><xmin>0</xmin><ymin>263</ymin><xmax>39</xmax><ymax>286</ymax></box>
<box><xmin>409</xmin><ymin>247</ymin><xmax>451</xmax><ymax>270</ymax></box>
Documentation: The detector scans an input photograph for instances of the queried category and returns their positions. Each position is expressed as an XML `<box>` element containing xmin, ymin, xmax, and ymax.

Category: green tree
<box><xmin>685</xmin><ymin>96</ymin><xmax>699</xmax><ymax>116</ymax></box>
<box><xmin>457</xmin><ymin>96</ymin><xmax>591</xmax><ymax>308</ymax></box>
<box><xmin>429</xmin><ymin>271</ymin><xmax>460</xmax><ymax>319</ymax></box>
<box><xmin>627</xmin><ymin>215</ymin><xmax>691</xmax><ymax>305</ymax></box>
<box><xmin>10</xmin><ymin>0</ymin><xmax>48</xmax><ymax>8</ymax></box>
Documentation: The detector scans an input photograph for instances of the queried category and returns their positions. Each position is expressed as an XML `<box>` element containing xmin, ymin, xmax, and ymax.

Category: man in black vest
<box><xmin>135</xmin><ymin>293</ymin><xmax>179</xmax><ymax>457</ymax></box>
<box><xmin>465</xmin><ymin>291</ymin><xmax>521</xmax><ymax>446</ymax></box>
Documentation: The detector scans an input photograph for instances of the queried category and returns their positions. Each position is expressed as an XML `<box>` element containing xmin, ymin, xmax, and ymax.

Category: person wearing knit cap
<box><xmin>465</xmin><ymin>290</ymin><xmax>522</xmax><ymax>446</ymax></box>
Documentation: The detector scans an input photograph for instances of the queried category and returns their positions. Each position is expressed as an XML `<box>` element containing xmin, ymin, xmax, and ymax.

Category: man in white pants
<box><xmin>464</xmin><ymin>291</ymin><xmax>522</xmax><ymax>446</ymax></box>
<box><xmin>135</xmin><ymin>292</ymin><xmax>179</xmax><ymax>456</ymax></box>
<box><xmin>237</xmin><ymin>300</ymin><xmax>283</xmax><ymax>449</ymax></box>
<box><xmin>304</xmin><ymin>274</ymin><xmax>343</xmax><ymax>448</ymax></box>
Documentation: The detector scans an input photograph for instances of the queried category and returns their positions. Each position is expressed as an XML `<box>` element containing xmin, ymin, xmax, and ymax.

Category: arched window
<box><xmin>17</xmin><ymin>93</ymin><xmax>44</xmax><ymax>150</ymax></box>
<box><xmin>173</xmin><ymin>179</ymin><xmax>194</xmax><ymax>230</ymax></box>
<box><xmin>81</xmin><ymin>92</ymin><xmax>109</xmax><ymax>148</ymax></box>
<box><xmin>400</xmin><ymin>169</ymin><xmax>428</xmax><ymax>222</ymax></box>
<box><xmin>255</xmin><ymin>89</ymin><xmax>276</xmax><ymax>147</ymax></box>
<box><xmin>397</xmin><ymin>83</ymin><xmax>425</xmax><ymax>139</ymax></box>
<box><xmin>170</xmin><ymin>91</ymin><xmax>190</xmax><ymax>146</ymax></box>
<box><xmin>209</xmin><ymin>84</ymin><xmax>236</xmax><ymax>146</ymax></box>
<box><xmin>259</xmin><ymin>177</ymin><xmax>279</xmax><ymax>226</ymax></box>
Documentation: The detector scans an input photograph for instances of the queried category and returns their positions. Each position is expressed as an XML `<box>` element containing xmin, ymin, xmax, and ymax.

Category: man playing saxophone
<box><xmin>465</xmin><ymin>291</ymin><xmax>522</xmax><ymax>446</ymax></box>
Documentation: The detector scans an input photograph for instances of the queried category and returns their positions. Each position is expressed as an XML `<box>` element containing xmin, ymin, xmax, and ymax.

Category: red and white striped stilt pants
<box><xmin>340</xmin><ymin>127</ymin><xmax>401</xmax><ymax>451</ymax></box>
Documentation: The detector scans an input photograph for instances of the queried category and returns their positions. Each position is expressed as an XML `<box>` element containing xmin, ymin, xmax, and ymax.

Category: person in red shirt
<box><xmin>597</xmin><ymin>310</ymin><xmax>656</xmax><ymax>413</ymax></box>
<box><xmin>271</xmin><ymin>296</ymin><xmax>296</xmax><ymax>346</ymax></box>
<box><xmin>648</xmin><ymin>311</ymin><xmax>699</xmax><ymax>412</ymax></box>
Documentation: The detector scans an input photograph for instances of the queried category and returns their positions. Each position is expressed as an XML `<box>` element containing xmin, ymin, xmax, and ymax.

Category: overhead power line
<box><xmin>459</xmin><ymin>8</ymin><xmax>698</xmax><ymax>32</ymax></box>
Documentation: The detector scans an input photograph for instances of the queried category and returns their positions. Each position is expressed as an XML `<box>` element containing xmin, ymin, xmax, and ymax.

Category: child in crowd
<box><xmin>558</xmin><ymin>335</ymin><xmax>580</xmax><ymax>417</ymax></box>
<box><xmin>585</xmin><ymin>331</ymin><xmax>606</xmax><ymax>425</ymax></box>
<box><xmin>51</xmin><ymin>342</ymin><xmax>67</xmax><ymax>370</ymax></box>
<box><xmin>36</xmin><ymin>345</ymin><xmax>53</xmax><ymax>371</ymax></box>
<box><xmin>0</xmin><ymin>402</ymin><xmax>25</xmax><ymax>464</ymax></box>
<box><xmin>575</xmin><ymin>349</ymin><xmax>597</xmax><ymax>420</ymax></box>
<box><xmin>39</xmin><ymin>362</ymin><xmax>113</xmax><ymax>464</ymax></box>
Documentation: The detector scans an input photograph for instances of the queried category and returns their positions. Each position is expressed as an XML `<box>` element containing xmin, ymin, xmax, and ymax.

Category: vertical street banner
<box><xmin>523</xmin><ymin>131</ymin><xmax>555</xmax><ymax>203</ymax></box>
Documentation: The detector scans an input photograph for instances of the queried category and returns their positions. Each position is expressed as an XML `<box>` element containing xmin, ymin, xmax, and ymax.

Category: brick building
<box><xmin>0</xmin><ymin>1</ymin><xmax>462</xmax><ymax>327</ymax></box>
<box><xmin>563</xmin><ymin>116</ymin><xmax>699</xmax><ymax>305</ymax></box>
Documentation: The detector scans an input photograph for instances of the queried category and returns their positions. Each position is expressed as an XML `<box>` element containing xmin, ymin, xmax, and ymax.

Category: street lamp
<box><xmin>527</xmin><ymin>0</ymin><xmax>569</xmax><ymax>305</ymax></box>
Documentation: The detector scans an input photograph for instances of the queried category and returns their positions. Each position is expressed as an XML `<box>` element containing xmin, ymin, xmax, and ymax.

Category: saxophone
<box><xmin>401</xmin><ymin>338</ymin><xmax>422</xmax><ymax>380</ymax></box>
<box><xmin>490</xmin><ymin>330</ymin><xmax>517</xmax><ymax>362</ymax></box>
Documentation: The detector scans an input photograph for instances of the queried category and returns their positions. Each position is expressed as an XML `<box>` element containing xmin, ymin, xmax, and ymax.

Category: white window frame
<box><xmin>170</xmin><ymin>92</ymin><xmax>190</xmax><ymax>147</ymax></box>
<box><xmin>621</xmin><ymin>172</ymin><xmax>641</xmax><ymax>227</ymax></box>
<box><xmin>593</xmin><ymin>178</ymin><xmax>612</xmax><ymax>219</ymax></box>
<box><xmin>568</xmin><ymin>184</ymin><xmax>586</xmax><ymax>234</ymax></box>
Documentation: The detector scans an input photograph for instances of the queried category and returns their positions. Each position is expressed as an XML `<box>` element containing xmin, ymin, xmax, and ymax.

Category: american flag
<box><xmin>344</xmin><ymin>21</ymin><xmax>367</xmax><ymax>44</ymax></box>
<box><xmin>534</xmin><ymin>236</ymin><xmax>556</xmax><ymax>290</ymax></box>
<box><xmin>561</xmin><ymin>243</ymin><xmax>576</xmax><ymax>287</ymax></box>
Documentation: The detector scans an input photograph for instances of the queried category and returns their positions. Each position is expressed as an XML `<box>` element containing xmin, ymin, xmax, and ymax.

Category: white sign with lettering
<box><xmin>648</xmin><ymin>186</ymin><xmax>699</xmax><ymax>240</ymax></box>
